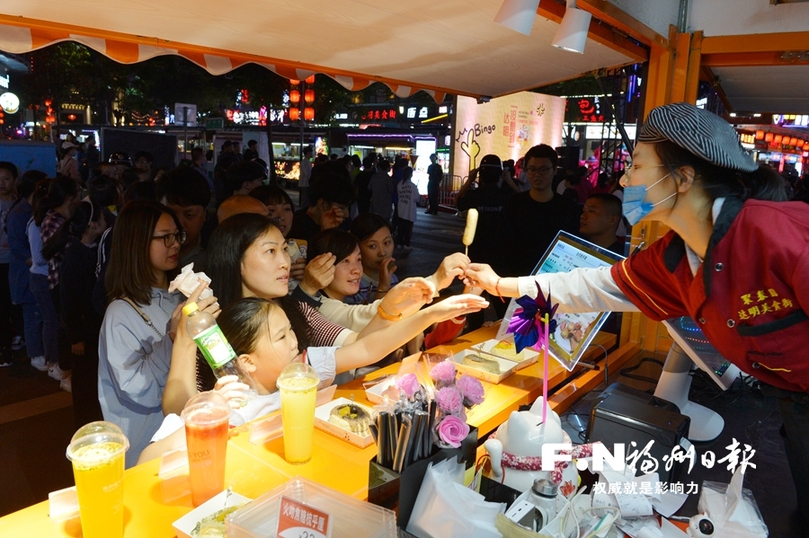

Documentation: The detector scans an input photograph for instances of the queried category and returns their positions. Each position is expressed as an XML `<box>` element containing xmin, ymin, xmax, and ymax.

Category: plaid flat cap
<box><xmin>639</xmin><ymin>102</ymin><xmax>758</xmax><ymax>173</ymax></box>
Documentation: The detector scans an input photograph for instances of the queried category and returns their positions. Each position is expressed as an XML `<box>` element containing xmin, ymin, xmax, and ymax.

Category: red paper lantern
<box><xmin>790</xmin><ymin>137</ymin><xmax>797</xmax><ymax>146</ymax></box>
<box><xmin>289</xmin><ymin>79</ymin><xmax>300</xmax><ymax>86</ymax></box>
<box><xmin>305</xmin><ymin>75</ymin><xmax>316</xmax><ymax>84</ymax></box>
<box><xmin>774</xmin><ymin>134</ymin><xmax>782</xmax><ymax>144</ymax></box>
<box><xmin>304</xmin><ymin>107</ymin><xmax>315</xmax><ymax>121</ymax></box>
<box><xmin>289</xmin><ymin>90</ymin><xmax>300</xmax><ymax>104</ymax></box>
<box><xmin>765</xmin><ymin>132</ymin><xmax>774</xmax><ymax>143</ymax></box>
<box><xmin>304</xmin><ymin>89</ymin><xmax>315</xmax><ymax>104</ymax></box>
<box><xmin>755</xmin><ymin>130</ymin><xmax>765</xmax><ymax>140</ymax></box>
<box><xmin>289</xmin><ymin>108</ymin><xmax>300</xmax><ymax>121</ymax></box>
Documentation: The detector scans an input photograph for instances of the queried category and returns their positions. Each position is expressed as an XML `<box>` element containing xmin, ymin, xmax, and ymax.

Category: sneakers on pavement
<box><xmin>0</xmin><ymin>357</ymin><xmax>12</xmax><ymax>368</ymax></box>
<box><xmin>60</xmin><ymin>375</ymin><xmax>72</xmax><ymax>393</ymax></box>
<box><xmin>31</xmin><ymin>356</ymin><xmax>48</xmax><ymax>371</ymax></box>
<box><xmin>48</xmin><ymin>363</ymin><xmax>68</xmax><ymax>380</ymax></box>
<box><xmin>11</xmin><ymin>336</ymin><xmax>25</xmax><ymax>350</ymax></box>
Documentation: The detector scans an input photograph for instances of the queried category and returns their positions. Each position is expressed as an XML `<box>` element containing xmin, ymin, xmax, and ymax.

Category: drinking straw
<box><xmin>542</xmin><ymin>313</ymin><xmax>549</xmax><ymax>424</ymax></box>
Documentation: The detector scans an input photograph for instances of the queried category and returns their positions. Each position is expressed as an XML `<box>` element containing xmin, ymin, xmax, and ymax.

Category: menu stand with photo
<box><xmin>496</xmin><ymin>231</ymin><xmax>624</xmax><ymax>371</ymax></box>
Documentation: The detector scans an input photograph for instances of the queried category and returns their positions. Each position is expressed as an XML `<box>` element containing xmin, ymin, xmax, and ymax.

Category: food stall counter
<box><xmin>0</xmin><ymin>325</ymin><xmax>616</xmax><ymax>537</ymax></box>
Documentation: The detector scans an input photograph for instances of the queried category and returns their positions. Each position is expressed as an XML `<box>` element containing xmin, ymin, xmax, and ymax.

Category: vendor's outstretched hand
<box><xmin>428</xmin><ymin>252</ymin><xmax>470</xmax><ymax>291</ymax></box>
<box><xmin>464</xmin><ymin>263</ymin><xmax>501</xmax><ymax>295</ymax></box>
<box><xmin>380</xmin><ymin>277</ymin><xmax>436</xmax><ymax>319</ymax></box>
<box><xmin>301</xmin><ymin>253</ymin><xmax>336</xmax><ymax>295</ymax></box>
<box><xmin>426</xmin><ymin>293</ymin><xmax>489</xmax><ymax>322</ymax></box>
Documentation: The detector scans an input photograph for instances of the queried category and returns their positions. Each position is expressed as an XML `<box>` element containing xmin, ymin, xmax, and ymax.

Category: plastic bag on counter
<box><xmin>406</xmin><ymin>457</ymin><xmax>505</xmax><ymax>538</ymax></box>
<box><xmin>697</xmin><ymin>467</ymin><xmax>768</xmax><ymax>538</ymax></box>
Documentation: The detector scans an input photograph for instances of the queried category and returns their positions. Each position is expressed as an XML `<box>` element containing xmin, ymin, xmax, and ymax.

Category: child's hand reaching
<box><xmin>213</xmin><ymin>375</ymin><xmax>253</xmax><ymax>409</ymax></box>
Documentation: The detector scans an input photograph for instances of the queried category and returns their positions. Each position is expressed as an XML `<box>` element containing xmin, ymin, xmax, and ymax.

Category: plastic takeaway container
<box><xmin>227</xmin><ymin>476</ymin><xmax>396</xmax><ymax>538</ymax></box>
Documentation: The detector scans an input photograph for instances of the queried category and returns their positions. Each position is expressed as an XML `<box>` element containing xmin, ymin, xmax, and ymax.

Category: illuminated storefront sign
<box><xmin>773</xmin><ymin>114</ymin><xmax>809</xmax><ymax>127</ymax></box>
<box><xmin>360</xmin><ymin>108</ymin><xmax>397</xmax><ymax>121</ymax></box>
<box><xmin>225</xmin><ymin>107</ymin><xmax>278</xmax><ymax>125</ymax></box>
<box><xmin>566</xmin><ymin>97</ymin><xmax>605</xmax><ymax>123</ymax></box>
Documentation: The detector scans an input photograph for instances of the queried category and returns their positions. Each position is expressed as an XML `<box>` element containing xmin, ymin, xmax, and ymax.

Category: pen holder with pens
<box><xmin>368</xmin><ymin>426</ymin><xmax>477</xmax><ymax>529</ymax></box>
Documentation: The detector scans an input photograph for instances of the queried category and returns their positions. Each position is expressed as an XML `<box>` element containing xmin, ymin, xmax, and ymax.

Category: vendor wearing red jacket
<box><xmin>466</xmin><ymin>102</ymin><xmax>809</xmax><ymax>529</ymax></box>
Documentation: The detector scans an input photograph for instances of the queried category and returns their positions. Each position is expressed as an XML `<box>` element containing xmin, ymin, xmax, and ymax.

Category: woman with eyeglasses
<box><xmin>467</xmin><ymin>103</ymin><xmax>809</xmax><ymax>529</ymax></box>
<box><xmin>98</xmin><ymin>199</ymin><xmax>220</xmax><ymax>467</ymax></box>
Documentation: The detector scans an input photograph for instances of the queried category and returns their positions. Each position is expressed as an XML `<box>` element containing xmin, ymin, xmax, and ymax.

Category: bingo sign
<box><xmin>276</xmin><ymin>496</ymin><xmax>332</xmax><ymax>538</ymax></box>
<box><xmin>453</xmin><ymin>92</ymin><xmax>565</xmax><ymax>176</ymax></box>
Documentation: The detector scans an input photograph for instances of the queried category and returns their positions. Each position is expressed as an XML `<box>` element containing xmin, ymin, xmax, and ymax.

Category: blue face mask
<box><xmin>622</xmin><ymin>172</ymin><xmax>676</xmax><ymax>226</ymax></box>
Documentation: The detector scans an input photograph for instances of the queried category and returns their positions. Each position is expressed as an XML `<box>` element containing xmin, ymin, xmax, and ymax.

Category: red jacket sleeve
<box><xmin>610</xmin><ymin>232</ymin><xmax>690</xmax><ymax>321</ymax></box>
<box><xmin>424</xmin><ymin>317</ymin><xmax>466</xmax><ymax>349</ymax></box>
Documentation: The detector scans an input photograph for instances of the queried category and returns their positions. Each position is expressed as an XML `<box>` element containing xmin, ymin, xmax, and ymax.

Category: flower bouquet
<box><xmin>430</xmin><ymin>361</ymin><xmax>484</xmax><ymax>448</ymax></box>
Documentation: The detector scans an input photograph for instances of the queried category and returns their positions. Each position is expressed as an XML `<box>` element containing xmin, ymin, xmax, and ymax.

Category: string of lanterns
<box><xmin>289</xmin><ymin>75</ymin><xmax>316</xmax><ymax>122</ymax></box>
<box><xmin>755</xmin><ymin>129</ymin><xmax>807</xmax><ymax>150</ymax></box>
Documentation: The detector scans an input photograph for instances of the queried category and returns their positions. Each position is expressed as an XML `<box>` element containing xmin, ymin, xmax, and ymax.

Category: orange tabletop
<box><xmin>0</xmin><ymin>444</ymin><xmax>288</xmax><ymax>538</ymax></box>
<box><xmin>336</xmin><ymin>324</ymin><xmax>615</xmax><ymax>438</ymax></box>
<box><xmin>0</xmin><ymin>324</ymin><xmax>615</xmax><ymax>537</ymax></box>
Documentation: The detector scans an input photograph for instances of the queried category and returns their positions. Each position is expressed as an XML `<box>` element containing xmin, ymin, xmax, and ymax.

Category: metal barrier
<box><xmin>439</xmin><ymin>174</ymin><xmax>467</xmax><ymax>210</ymax></box>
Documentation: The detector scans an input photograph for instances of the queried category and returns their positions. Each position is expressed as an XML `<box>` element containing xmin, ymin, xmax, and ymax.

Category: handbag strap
<box><xmin>119</xmin><ymin>296</ymin><xmax>165</xmax><ymax>339</ymax></box>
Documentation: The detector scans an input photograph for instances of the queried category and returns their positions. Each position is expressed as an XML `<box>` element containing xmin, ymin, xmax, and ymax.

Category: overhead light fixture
<box><xmin>552</xmin><ymin>0</ymin><xmax>592</xmax><ymax>54</ymax></box>
<box><xmin>494</xmin><ymin>0</ymin><xmax>541</xmax><ymax>36</ymax></box>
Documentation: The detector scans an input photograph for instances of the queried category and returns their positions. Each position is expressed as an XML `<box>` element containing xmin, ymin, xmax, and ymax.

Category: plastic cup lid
<box><xmin>181</xmin><ymin>390</ymin><xmax>231</xmax><ymax>423</ymax></box>
<box><xmin>66</xmin><ymin>421</ymin><xmax>129</xmax><ymax>461</ymax></box>
<box><xmin>277</xmin><ymin>362</ymin><xmax>319</xmax><ymax>385</ymax></box>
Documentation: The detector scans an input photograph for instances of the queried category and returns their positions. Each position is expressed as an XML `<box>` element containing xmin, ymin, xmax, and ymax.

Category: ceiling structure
<box><xmin>0</xmin><ymin>0</ymin><xmax>807</xmax><ymax>115</ymax></box>
<box><xmin>711</xmin><ymin>65</ymin><xmax>809</xmax><ymax>114</ymax></box>
<box><xmin>0</xmin><ymin>1</ymin><xmax>645</xmax><ymax>103</ymax></box>
<box><xmin>692</xmin><ymin>0</ymin><xmax>809</xmax><ymax>115</ymax></box>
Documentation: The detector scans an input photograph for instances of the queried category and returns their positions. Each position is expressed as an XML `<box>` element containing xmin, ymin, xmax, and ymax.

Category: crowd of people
<box><xmin>0</xmin><ymin>136</ymin><xmax>634</xmax><ymax>466</ymax></box>
<box><xmin>0</xmin><ymin>143</ymin><xmax>490</xmax><ymax>466</ymax></box>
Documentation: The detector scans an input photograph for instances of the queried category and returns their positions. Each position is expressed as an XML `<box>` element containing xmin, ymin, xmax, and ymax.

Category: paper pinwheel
<box><xmin>507</xmin><ymin>284</ymin><xmax>558</xmax><ymax>353</ymax></box>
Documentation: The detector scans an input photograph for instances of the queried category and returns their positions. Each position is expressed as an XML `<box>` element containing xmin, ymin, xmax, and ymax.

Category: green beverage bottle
<box><xmin>183</xmin><ymin>302</ymin><xmax>255</xmax><ymax>399</ymax></box>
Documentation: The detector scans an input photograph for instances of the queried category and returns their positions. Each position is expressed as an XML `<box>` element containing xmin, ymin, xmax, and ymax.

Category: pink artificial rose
<box><xmin>395</xmin><ymin>373</ymin><xmax>420</xmax><ymax>399</ymax></box>
<box><xmin>430</xmin><ymin>360</ymin><xmax>456</xmax><ymax>386</ymax></box>
<box><xmin>437</xmin><ymin>415</ymin><xmax>470</xmax><ymax>448</ymax></box>
<box><xmin>457</xmin><ymin>374</ymin><xmax>485</xmax><ymax>406</ymax></box>
<box><xmin>435</xmin><ymin>386</ymin><xmax>464</xmax><ymax>415</ymax></box>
